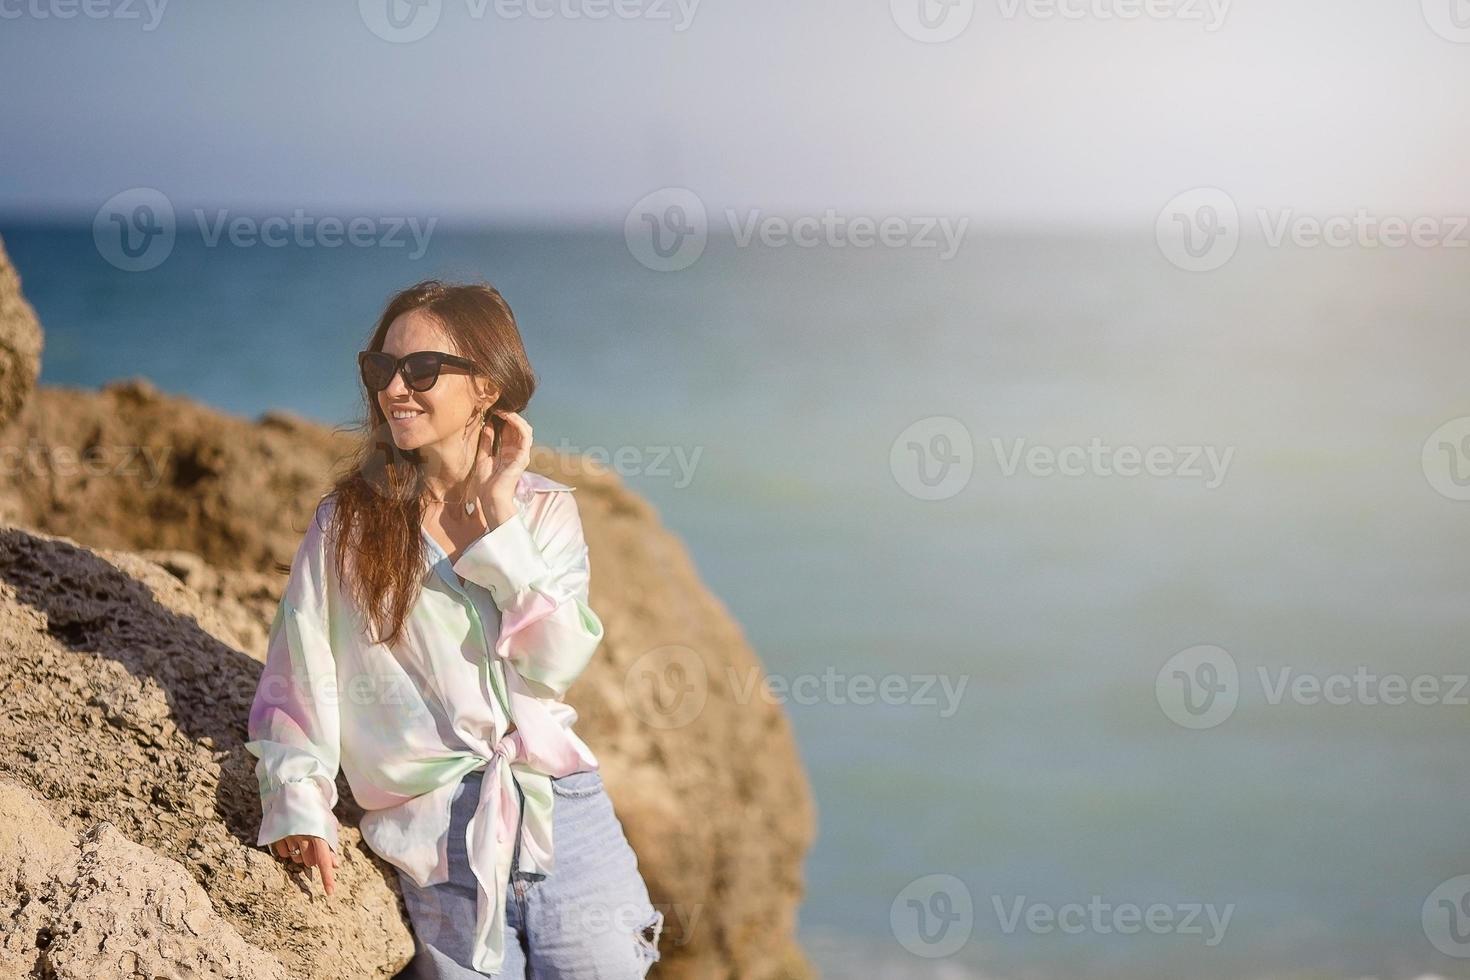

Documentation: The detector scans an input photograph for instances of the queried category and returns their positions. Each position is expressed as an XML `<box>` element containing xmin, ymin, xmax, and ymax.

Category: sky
<box><xmin>2</xmin><ymin>0</ymin><xmax>1468</xmax><ymax>229</ymax></box>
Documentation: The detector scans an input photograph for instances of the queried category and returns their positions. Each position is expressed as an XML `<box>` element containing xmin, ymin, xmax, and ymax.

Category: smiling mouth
<box><xmin>389</xmin><ymin>409</ymin><xmax>425</xmax><ymax>421</ymax></box>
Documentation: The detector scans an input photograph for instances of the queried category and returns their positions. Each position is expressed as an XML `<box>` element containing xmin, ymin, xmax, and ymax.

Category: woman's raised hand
<box><xmin>473</xmin><ymin>409</ymin><xmax>532</xmax><ymax>521</ymax></box>
<box><xmin>270</xmin><ymin>834</ymin><xmax>339</xmax><ymax>896</ymax></box>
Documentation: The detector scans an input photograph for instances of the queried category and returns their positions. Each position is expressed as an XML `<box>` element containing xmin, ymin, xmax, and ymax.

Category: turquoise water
<box><xmin>7</xmin><ymin>223</ymin><xmax>1470</xmax><ymax>980</ymax></box>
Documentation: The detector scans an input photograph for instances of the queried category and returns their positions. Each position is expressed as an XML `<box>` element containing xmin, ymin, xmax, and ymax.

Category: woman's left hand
<box><xmin>474</xmin><ymin>409</ymin><xmax>531</xmax><ymax>524</ymax></box>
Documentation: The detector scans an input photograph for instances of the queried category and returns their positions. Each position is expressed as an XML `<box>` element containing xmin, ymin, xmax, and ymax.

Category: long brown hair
<box><xmin>324</xmin><ymin>279</ymin><xmax>537</xmax><ymax>648</ymax></box>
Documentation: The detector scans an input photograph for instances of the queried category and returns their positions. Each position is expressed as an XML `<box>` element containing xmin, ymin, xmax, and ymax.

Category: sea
<box><xmin>5</xmin><ymin>220</ymin><xmax>1469</xmax><ymax>980</ymax></box>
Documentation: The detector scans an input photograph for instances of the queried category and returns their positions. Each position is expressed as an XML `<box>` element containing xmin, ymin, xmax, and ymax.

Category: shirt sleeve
<box><xmin>243</xmin><ymin>498</ymin><xmax>343</xmax><ymax>856</ymax></box>
<box><xmin>451</xmin><ymin>488</ymin><xmax>606</xmax><ymax>700</ymax></box>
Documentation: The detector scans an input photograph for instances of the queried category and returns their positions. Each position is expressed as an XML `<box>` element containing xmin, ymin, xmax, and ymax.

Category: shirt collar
<box><xmin>421</xmin><ymin>471</ymin><xmax>576</xmax><ymax>587</ymax></box>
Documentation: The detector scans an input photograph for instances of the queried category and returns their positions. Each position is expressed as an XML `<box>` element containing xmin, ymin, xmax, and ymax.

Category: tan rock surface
<box><xmin>0</xmin><ymin>779</ymin><xmax>289</xmax><ymax>980</ymax></box>
<box><xmin>0</xmin><ymin>524</ymin><xmax>415</xmax><ymax>978</ymax></box>
<box><xmin>0</xmin><ymin>235</ymin><xmax>42</xmax><ymax>430</ymax></box>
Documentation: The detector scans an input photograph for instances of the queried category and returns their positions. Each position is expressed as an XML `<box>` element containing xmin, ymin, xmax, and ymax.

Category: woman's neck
<box><xmin>416</xmin><ymin>434</ymin><xmax>477</xmax><ymax>501</ymax></box>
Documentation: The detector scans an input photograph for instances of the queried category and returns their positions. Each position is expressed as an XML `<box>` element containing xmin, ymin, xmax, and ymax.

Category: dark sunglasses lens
<box><xmin>360</xmin><ymin>353</ymin><xmax>396</xmax><ymax>391</ymax></box>
<box><xmin>403</xmin><ymin>353</ymin><xmax>443</xmax><ymax>391</ymax></box>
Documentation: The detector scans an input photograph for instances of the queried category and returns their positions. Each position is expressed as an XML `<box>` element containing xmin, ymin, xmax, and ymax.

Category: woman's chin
<box><xmin>387</xmin><ymin>427</ymin><xmax>431</xmax><ymax>452</ymax></box>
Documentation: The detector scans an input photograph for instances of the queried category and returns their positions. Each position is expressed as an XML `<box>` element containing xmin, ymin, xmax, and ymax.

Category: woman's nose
<box><xmin>381</xmin><ymin>370</ymin><xmax>411</xmax><ymax>397</ymax></box>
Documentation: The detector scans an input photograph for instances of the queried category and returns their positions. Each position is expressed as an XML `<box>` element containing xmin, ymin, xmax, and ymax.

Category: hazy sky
<box><xmin>2</xmin><ymin>0</ymin><xmax>1468</xmax><ymax>228</ymax></box>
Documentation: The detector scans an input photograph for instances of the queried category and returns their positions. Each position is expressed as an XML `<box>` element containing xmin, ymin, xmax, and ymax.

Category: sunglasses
<box><xmin>358</xmin><ymin>350</ymin><xmax>477</xmax><ymax>392</ymax></box>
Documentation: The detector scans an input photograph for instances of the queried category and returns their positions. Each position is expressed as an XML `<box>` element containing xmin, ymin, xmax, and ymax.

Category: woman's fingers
<box><xmin>311</xmin><ymin>838</ymin><xmax>338</xmax><ymax>896</ymax></box>
<box><xmin>494</xmin><ymin>410</ymin><xmax>532</xmax><ymax>456</ymax></box>
<box><xmin>271</xmin><ymin>837</ymin><xmax>338</xmax><ymax>895</ymax></box>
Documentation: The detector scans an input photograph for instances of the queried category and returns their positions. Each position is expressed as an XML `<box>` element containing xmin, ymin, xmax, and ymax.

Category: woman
<box><xmin>244</xmin><ymin>280</ymin><xmax>664</xmax><ymax>978</ymax></box>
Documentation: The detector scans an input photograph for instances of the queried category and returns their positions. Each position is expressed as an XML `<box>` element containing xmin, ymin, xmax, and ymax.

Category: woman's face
<box><xmin>376</xmin><ymin>309</ymin><xmax>490</xmax><ymax>452</ymax></box>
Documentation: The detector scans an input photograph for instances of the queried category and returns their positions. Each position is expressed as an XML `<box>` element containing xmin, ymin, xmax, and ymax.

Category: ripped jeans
<box><xmin>395</xmin><ymin>768</ymin><xmax>664</xmax><ymax>979</ymax></box>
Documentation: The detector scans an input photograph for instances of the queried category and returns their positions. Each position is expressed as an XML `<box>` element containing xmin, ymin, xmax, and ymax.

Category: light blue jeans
<box><xmin>394</xmin><ymin>768</ymin><xmax>664</xmax><ymax>978</ymax></box>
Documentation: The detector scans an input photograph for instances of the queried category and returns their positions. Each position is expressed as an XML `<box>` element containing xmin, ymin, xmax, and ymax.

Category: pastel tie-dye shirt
<box><xmin>244</xmin><ymin>471</ymin><xmax>605</xmax><ymax>974</ymax></box>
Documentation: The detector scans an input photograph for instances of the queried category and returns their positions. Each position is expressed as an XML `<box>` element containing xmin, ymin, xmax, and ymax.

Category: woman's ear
<box><xmin>474</xmin><ymin>376</ymin><xmax>501</xmax><ymax>408</ymax></box>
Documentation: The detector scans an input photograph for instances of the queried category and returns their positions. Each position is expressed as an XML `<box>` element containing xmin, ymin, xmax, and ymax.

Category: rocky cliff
<box><xmin>0</xmin><ymin>233</ymin><xmax>817</xmax><ymax>980</ymax></box>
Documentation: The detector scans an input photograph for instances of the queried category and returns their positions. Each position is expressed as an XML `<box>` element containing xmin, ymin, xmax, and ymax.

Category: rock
<box><xmin>0</xmin><ymin>235</ymin><xmax>43</xmax><ymax>430</ymax></box>
<box><xmin>0</xmin><ymin>382</ymin><xmax>357</xmax><ymax>573</ymax></box>
<box><xmin>0</xmin><ymin>524</ymin><xmax>415</xmax><ymax>978</ymax></box>
<box><xmin>0</xmin><ymin>779</ymin><xmax>288</xmax><ymax>980</ymax></box>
